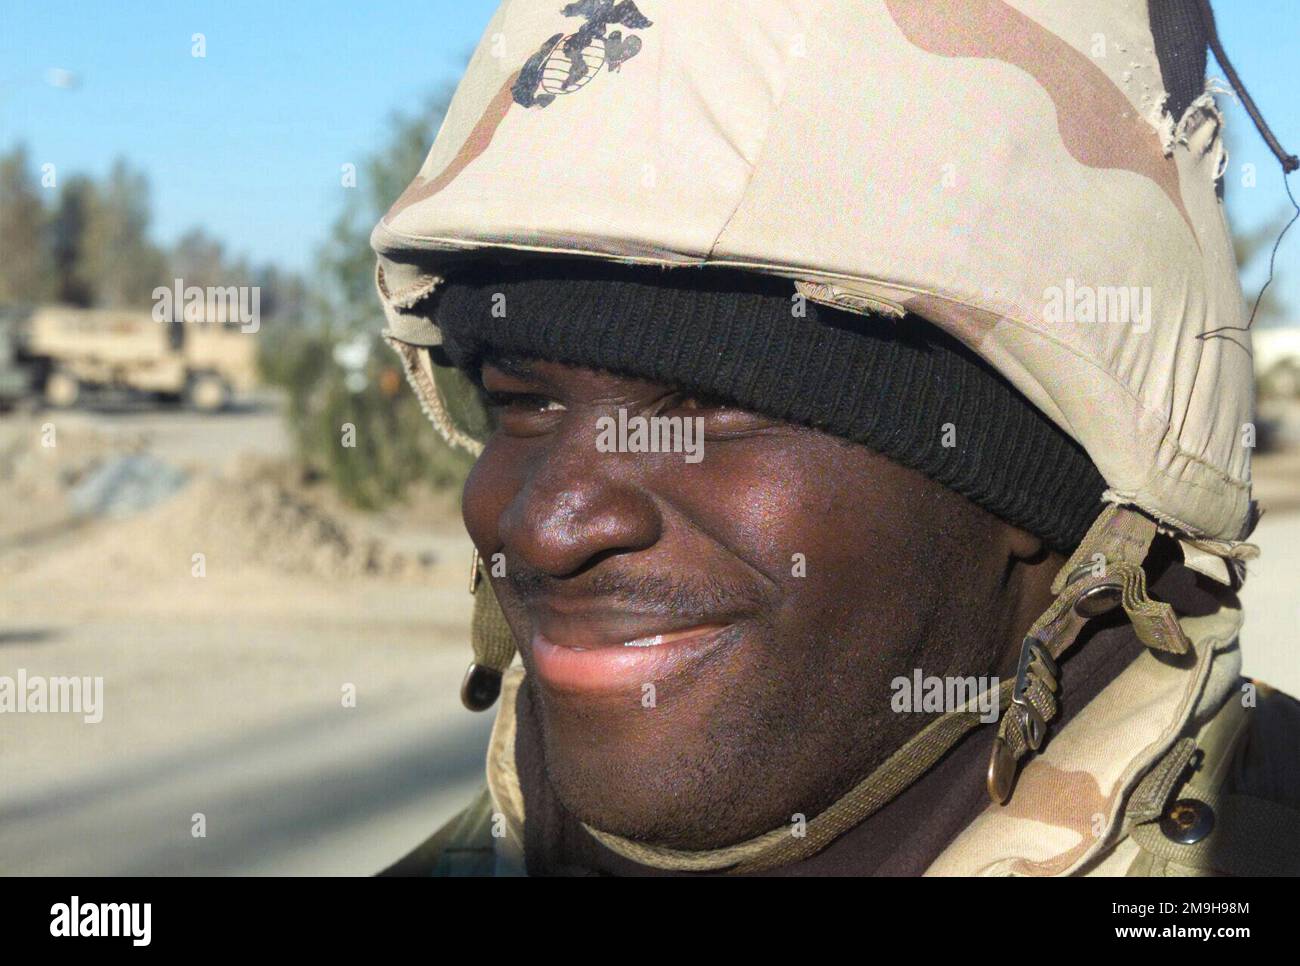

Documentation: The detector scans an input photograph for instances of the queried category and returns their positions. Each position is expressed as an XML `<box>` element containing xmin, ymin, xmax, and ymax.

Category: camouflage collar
<box><xmin>926</xmin><ymin>604</ymin><xmax>1243</xmax><ymax>875</ymax></box>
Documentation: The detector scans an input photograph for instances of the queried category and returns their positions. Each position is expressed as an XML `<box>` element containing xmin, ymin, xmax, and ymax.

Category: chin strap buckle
<box><xmin>987</xmin><ymin>504</ymin><xmax>1192</xmax><ymax>805</ymax></box>
<box><xmin>988</xmin><ymin>636</ymin><xmax>1060</xmax><ymax>803</ymax></box>
<box><xmin>461</xmin><ymin>547</ymin><xmax>518</xmax><ymax>711</ymax></box>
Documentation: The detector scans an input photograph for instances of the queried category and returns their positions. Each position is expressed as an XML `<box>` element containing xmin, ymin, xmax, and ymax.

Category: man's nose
<box><xmin>498</xmin><ymin>444</ymin><xmax>662</xmax><ymax>578</ymax></box>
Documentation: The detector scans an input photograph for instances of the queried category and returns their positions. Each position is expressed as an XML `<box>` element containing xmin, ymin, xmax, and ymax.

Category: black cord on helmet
<box><xmin>1194</xmin><ymin>0</ymin><xmax>1297</xmax><ymax>338</ymax></box>
<box><xmin>1197</xmin><ymin>0</ymin><xmax>1298</xmax><ymax>174</ymax></box>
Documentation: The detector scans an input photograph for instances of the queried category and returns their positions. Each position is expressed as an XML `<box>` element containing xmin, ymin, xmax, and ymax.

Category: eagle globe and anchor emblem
<box><xmin>512</xmin><ymin>0</ymin><xmax>654</xmax><ymax>108</ymax></box>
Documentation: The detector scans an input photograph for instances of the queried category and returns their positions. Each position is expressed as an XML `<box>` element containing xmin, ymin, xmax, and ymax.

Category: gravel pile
<box><xmin>138</xmin><ymin>462</ymin><xmax>438</xmax><ymax>581</ymax></box>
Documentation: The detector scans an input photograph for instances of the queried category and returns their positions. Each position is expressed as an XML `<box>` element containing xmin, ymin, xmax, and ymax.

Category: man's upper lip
<box><xmin>530</xmin><ymin>601</ymin><xmax>735</xmax><ymax>650</ymax></box>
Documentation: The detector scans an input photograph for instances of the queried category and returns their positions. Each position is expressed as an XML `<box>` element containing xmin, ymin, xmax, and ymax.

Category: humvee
<box><xmin>12</xmin><ymin>305</ymin><xmax>257</xmax><ymax>411</ymax></box>
<box><xmin>0</xmin><ymin>306</ymin><xmax>36</xmax><ymax>407</ymax></box>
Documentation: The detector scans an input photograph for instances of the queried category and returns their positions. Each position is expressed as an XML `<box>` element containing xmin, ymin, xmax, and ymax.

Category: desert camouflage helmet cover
<box><xmin>372</xmin><ymin>0</ymin><xmax>1254</xmax><ymax>547</ymax></box>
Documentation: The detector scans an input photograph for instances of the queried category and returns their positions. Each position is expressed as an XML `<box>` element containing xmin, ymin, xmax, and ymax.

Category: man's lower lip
<box><xmin>530</xmin><ymin>625</ymin><xmax>733</xmax><ymax>692</ymax></box>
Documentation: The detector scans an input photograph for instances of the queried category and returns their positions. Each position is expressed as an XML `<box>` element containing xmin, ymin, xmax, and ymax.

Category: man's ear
<box><xmin>1005</xmin><ymin>523</ymin><xmax>1044</xmax><ymax>563</ymax></box>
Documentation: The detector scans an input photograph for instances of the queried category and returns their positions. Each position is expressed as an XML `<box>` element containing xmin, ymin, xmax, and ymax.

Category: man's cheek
<box><xmin>673</xmin><ymin>463</ymin><xmax>807</xmax><ymax>567</ymax></box>
<box><xmin>460</xmin><ymin>446</ymin><xmax>518</xmax><ymax>550</ymax></box>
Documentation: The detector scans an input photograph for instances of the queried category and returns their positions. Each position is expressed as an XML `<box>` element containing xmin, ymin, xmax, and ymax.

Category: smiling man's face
<box><xmin>461</xmin><ymin>354</ymin><xmax>1060</xmax><ymax>849</ymax></box>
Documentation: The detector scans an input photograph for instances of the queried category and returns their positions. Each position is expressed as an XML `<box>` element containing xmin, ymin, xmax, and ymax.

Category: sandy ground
<box><xmin>0</xmin><ymin>397</ymin><xmax>1295</xmax><ymax>875</ymax></box>
<box><xmin>0</xmin><ymin>400</ymin><xmax>492</xmax><ymax>875</ymax></box>
<box><xmin>1239</xmin><ymin>516</ymin><xmax>1300</xmax><ymax>695</ymax></box>
<box><xmin>1242</xmin><ymin>398</ymin><xmax>1300</xmax><ymax>695</ymax></box>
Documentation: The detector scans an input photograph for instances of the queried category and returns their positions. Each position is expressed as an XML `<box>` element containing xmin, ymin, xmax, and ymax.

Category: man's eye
<box><xmin>664</xmin><ymin>392</ymin><xmax>726</xmax><ymax>412</ymax></box>
<box><xmin>485</xmin><ymin>391</ymin><xmax>565</xmax><ymax>413</ymax></box>
<box><xmin>663</xmin><ymin>392</ymin><xmax>751</xmax><ymax>417</ymax></box>
<box><xmin>483</xmin><ymin>390</ymin><xmax>566</xmax><ymax>435</ymax></box>
<box><xmin>659</xmin><ymin>392</ymin><xmax>778</xmax><ymax>438</ymax></box>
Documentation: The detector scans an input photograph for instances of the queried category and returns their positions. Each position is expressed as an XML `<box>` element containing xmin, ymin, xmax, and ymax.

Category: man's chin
<box><xmin>549</xmin><ymin>765</ymin><xmax>747</xmax><ymax>851</ymax></box>
<box><xmin>525</xmin><ymin>643</ymin><xmax>816</xmax><ymax>850</ymax></box>
<box><xmin>538</xmin><ymin>721</ymin><xmax>782</xmax><ymax>851</ymax></box>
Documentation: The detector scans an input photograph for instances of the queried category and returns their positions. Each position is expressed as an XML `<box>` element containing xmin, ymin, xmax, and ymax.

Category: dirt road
<box><xmin>0</xmin><ymin>401</ymin><xmax>491</xmax><ymax>874</ymax></box>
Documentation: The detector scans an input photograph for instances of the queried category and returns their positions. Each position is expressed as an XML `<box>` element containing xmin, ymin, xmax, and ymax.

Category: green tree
<box><xmin>48</xmin><ymin>175</ymin><xmax>98</xmax><ymax>305</ymax></box>
<box><xmin>168</xmin><ymin>227</ymin><xmax>230</xmax><ymax>292</ymax></box>
<box><xmin>316</xmin><ymin>85</ymin><xmax>455</xmax><ymax>330</ymax></box>
<box><xmin>263</xmin><ymin>84</ymin><xmax>473</xmax><ymax>508</ymax></box>
<box><xmin>80</xmin><ymin>158</ymin><xmax>166</xmax><ymax>307</ymax></box>
<box><xmin>253</xmin><ymin>263</ymin><xmax>307</xmax><ymax>325</ymax></box>
<box><xmin>0</xmin><ymin>144</ymin><xmax>51</xmax><ymax>302</ymax></box>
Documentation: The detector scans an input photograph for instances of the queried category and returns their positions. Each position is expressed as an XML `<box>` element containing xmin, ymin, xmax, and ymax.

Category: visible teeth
<box><xmin>622</xmin><ymin>634</ymin><xmax>664</xmax><ymax>648</ymax></box>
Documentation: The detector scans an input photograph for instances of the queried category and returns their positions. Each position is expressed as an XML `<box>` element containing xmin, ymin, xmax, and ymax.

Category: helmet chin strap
<box><xmin>987</xmin><ymin>504</ymin><xmax>1192</xmax><ymax>804</ymax></box>
<box><xmin>600</xmin><ymin>505</ymin><xmax>1201</xmax><ymax>873</ymax></box>
<box><xmin>583</xmin><ymin>676</ymin><xmax>1017</xmax><ymax>874</ymax></box>
<box><xmin>460</xmin><ymin>504</ymin><xmax>1195</xmax><ymax>872</ymax></box>
<box><xmin>462</xmin><ymin>547</ymin><xmax>518</xmax><ymax>712</ymax></box>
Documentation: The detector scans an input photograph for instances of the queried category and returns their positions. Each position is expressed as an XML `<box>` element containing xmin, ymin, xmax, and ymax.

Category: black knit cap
<box><xmin>432</xmin><ymin>259</ymin><xmax>1106</xmax><ymax>552</ymax></box>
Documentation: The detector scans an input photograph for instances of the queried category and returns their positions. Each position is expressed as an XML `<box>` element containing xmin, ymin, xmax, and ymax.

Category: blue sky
<box><xmin>2</xmin><ymin>0</ymin><xmax>500</xmax><ymax>272</ymax></box>
<box><xmin>3</xmin><ymin>0</ymin><xmax>1296</xmax><ymax>315</ymax></box>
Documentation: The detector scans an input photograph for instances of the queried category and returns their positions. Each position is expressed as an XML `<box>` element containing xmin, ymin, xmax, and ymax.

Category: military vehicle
<box><xmin>0</xmin><ymin>306</ymin><xmax>36</xmax><ymax>408</ymax></box>
<box><xmin>6</xmin><ymin>305</ymin><xmax>257</xmax><ymax>411</ymax></box>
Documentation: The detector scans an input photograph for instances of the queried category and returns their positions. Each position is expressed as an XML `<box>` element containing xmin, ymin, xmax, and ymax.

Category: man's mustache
<box><xmin>504</xmin><ymin>562</ymin><xmax>768</xmax><ymax>618</ymax></box>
